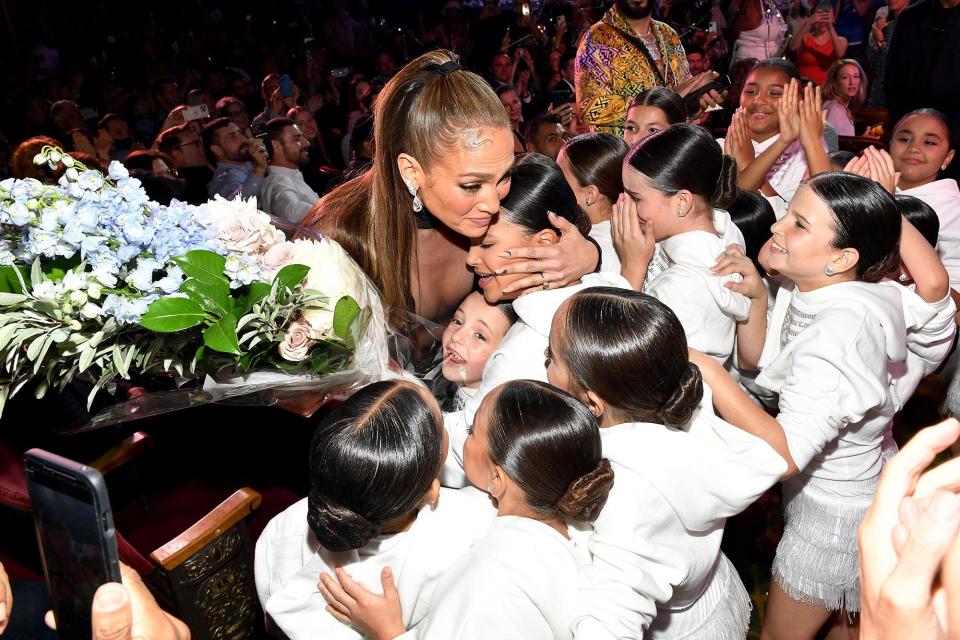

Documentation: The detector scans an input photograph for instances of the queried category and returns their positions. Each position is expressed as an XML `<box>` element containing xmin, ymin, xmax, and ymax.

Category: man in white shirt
<box><xmin>259</xmin><ymin>118</ymin><xmax>320</xmax><ymax>224</ymax></box>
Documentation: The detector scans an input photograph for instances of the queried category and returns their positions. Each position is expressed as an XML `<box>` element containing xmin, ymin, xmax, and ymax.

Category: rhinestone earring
<box><xmin>824</xmin><ymin>265</ymin><xmax>834</xmax><ymax>276</ymax></box>
<box><xmin>898</xmin><ymin>272</ymin><xmax>909</xmax><ymax>282</ymax></box>
<box><xmin>677</xmin><ymin>207</ymin><xmax>687</xmax><ymax>218</ymax></box>
<box><xmin>405</xmin><ymin>179</ymin><xmax>423</xmax><ymax>212</ymax></box>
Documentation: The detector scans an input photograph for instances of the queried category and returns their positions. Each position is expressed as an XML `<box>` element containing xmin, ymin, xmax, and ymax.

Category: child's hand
<box><xmin>777</xmin><ymin>78</ymin><xmax>801</xmax><ymax>145</ymax></box>
<box><xmin>724</xmin><ymin>108</ymin><xmax>755</xmax><ymax>171</ymax></box>
<box><xmin>611</xmin><ymin>192</ymin><xmax>655</xmax><ymax>290</ymax></box>
<box><xmin>864</xmin><ymin>146</ymin><xmax>901</xmax><ymax>195</ymax></box>
<box><xmin>712</xmin><ymin>244</ymin><xmax>769</xmax><ymax>302</ymax></box>
<box><xmin>798</xmin><ymin>83</ymin><xmax>824</xmax><ymax>150</ymax></box>
<box><xmin>319</xmin><ymin>567</ymin><xmax>406</xmax><ymax>640</ymax></box>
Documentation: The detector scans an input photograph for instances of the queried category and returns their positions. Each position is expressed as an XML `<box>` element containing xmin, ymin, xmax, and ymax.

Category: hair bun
<box><xmin>656</xmin><ymin>362</ymin><xmax>703</xmax><ymax>428</ymax></box>
<box><xmin>307</xmin><ymin>488</ymin><xmax>382</xmax><ymax>552</ymax></box>
<box><xmin>860</xmin><ymin>247</ymin><xmax>902</xmax><ymax>283</ymax></box>
<box><xmin>557</xmin><ymin>458</ymin><xmax>615</xmax><ymax>522</ymax></box>
<box><xmin>710</xmin><ymin>154</ymin><xmax>739</xmax><ymax>210</ymax></box>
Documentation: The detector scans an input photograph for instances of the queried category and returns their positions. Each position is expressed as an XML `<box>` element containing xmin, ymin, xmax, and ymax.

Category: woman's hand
<box><xmin>859</xmin><ymin>419</ymin><xmax>960</xmax><ymax>640</ymax></box>
<box><xmin>318</xmin><ymin>567</ymin><xmax>406</xmax><ymax>640</ymax></box>
<box><xmin>611</xmin><ymin>193</ymin><xmax>655</xmax><ymax>290</ymax></box>
<box><xmin>500</xmin><ymin>213</ymin><xmax>599</xmax><ymax>294</ymax></box>
<box><xmin>711</xmin><ymin>244</ymin><xmax>768</xmax><ymax>301</ymax></box>
<box><xmin>777</xmin><ymin>78</ymin><xmax>802</xmax><ymax>145</ymax></box>
<box><xmin>724</xmin><ymin>108</ymin><xmax>755</xmax><ymax>171</ymax></box>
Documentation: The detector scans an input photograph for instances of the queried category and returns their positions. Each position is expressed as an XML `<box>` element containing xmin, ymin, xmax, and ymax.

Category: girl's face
<box><xmin>412</xmin><ymin>127</ymin><xmax>515</xmax><ymax>238</ymax></box>
<box><xmin>836</xmin><ymin>64</ymin><xmax>862</xmax><ymax>102</ymax></box>
<box><xmin>545</xmin><ymin>303</ymin><xmax>576</xmax><ymax>395</ymax></box>
<box><xmin>466</xmin><ymin>214</ymin><xmax>557</xmax><ymax>302</ymax></box>
<box><xmin>890</xmin><ymin>114</ymin><xmax>956</xmax><ymax>189</ymax></box>
<box><xmin>463</xmin><ymin>392</ymin><xmax>497</xmax><ymax>492</ymax></box>
<box><xmin>622</xmin><ymin>167</ymin><xmax>684</xmax><ymax>241</ymax></box>
<box><xmin>740</xmin><ymin>68</ymin><xmax>788</xmax><ymax>141</ymax></box>
<box><xmin>623</xmin><ymin>105</ymin><xmax>671</xmax><ymax>146</ymax></box>
<box><xmin>441</xmin><ymin>292</ymin><xmax>513</xmax><ymax>388</ymax></box>
<box><xmin>294</xmin><ymin>110</ymin><xmax>319</xmax><ymax>140</ymax></box>
<box><xmin>766</xmin><ymin>184</ymin><xmax>848</xmax><ymax>288</ymax></box>
<box><xmin>500</xmin><ymin>90</ymin><xmax>522</xmax><ymax>124</ymax></box>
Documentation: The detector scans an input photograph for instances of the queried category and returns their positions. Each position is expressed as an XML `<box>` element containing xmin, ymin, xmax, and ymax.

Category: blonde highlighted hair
<box><xmin>823</xmin><ymin>59</ymin><xmax>867</xmax><ymax>110</ymax></box>
<box><xmin>300</xmin><ymin>50</ymin><xmax>509</xmax><ymax>326</ymax></box>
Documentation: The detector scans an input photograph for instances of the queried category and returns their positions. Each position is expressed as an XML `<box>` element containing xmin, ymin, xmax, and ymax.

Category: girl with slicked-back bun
<box><xmin>254</xmin><ymin>380</ymin><xmax>497</xmax><ymax>640</ymax></box>
<box><xmin>300</xmin><ymin>50</ymin><xmax>601</xmax><ymax>327</ymax></box>
<box><xmin>542</xmin><ymin>286</ymin><xmax>787</xmax><ymax>640</ymax></box>
<box><xmin>693</xmin><ymin>169</ymin><xmax>955</xmax><ymax>638</ymax></box>
<box><xmin>615</xmin><ymin>123</ymin><xmax>751</xmax><ymax>366</ymax></box>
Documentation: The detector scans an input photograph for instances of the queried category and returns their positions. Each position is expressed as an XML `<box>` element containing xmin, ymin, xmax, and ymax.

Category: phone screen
<box><xmin>26</xmin><ymin>457</ymin><xmax>120</xmax><ymax>640</ymax></box>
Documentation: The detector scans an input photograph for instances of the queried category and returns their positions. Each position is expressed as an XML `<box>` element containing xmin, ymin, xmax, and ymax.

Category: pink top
<box><xmin>823</xmin><ymin>99</ymin><xmax>855</xmax><ymax>136</ymax></box>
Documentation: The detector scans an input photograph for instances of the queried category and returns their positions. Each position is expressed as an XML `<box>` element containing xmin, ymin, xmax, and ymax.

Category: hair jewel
<box><xmin>436</xmin><ymin>60</ymin><xmax>462</xmax><ymax>76</ymax></box>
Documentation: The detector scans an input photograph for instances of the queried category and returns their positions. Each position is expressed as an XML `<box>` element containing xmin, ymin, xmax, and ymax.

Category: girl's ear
<box><xmin>944</xmin><ymin>149</ymin><xmax>956</xmax><ymax>171</ymax></box>
<box><xmin>831</xmin><ymin>247</ymin><xmax>861</xmax><ymax>276</ymax></box>
<box><xmin>673</xmin><ymin>189</ymin><xmax>696</xmax><ymax>217</ymax></box>
<box><xmin>584</xmin><ymin>390</ymin><xmax>607</xmax><ymax>420</ymax></box>
<box><xmin>423</xmin><ymin>478</ymin><xmax>441</xmax><ymax>509</ymax></box>
<box><xmin>535</xmin><ymin>228</ymin><xmax>560</xmax><ymax>245</ymax></box>
<box><xmin>489</xmin><ymin>466</ymin><xmax>508</xmax><ymax>500</ymax></box>
<box><xmin>584</xmin><ymin>184</ymin><xmax>601</xmax><ymax>207</ymax></box>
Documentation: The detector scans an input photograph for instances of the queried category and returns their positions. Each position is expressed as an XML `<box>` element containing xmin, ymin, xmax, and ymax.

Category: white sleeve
<box><xmin>904</xmin><ymin>290</ymin><xmax>957</xmax><ymax>374</ymax></box>
<box><xmin>776</xmin><ymin>314</ymin><xmax>891</xmax><ymax>472</ymax></box>
<box><xmin>572</xmin><ymin>472</ymin><xmax>671</xmax><ymax>640</ymax></box>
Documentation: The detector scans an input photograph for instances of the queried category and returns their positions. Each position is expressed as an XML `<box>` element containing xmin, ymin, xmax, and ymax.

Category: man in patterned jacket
<box><xmin>576</xmin><ymin>0</ymin><xmax>720</xmax><ymax>136</ymax></box>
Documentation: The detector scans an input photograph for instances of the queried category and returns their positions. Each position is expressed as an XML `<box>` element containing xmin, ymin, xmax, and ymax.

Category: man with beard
<box><xmin>575</xmin><ymin>0</ymin><xmax>720</xmax><ymax>135</ymax></box>
<box><xmin>204</xmin><ymin>118</ymin><xmax>269</xmax><ymax>200</ymax></box>
<box><xmin>259</xmin><ymin>118</ymin><xmax>320</xmax><ymax>224</ymax></box>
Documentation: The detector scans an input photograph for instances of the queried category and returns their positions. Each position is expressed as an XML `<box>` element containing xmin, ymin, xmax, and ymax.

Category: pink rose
<box><xmin>261</xmin><ymin>242</ymin><xmax>297</xmax><ymax>272</ymax></box>
<box><xmin>278</xmin><ymin>319</ymin><xmax>313</xmax><ymax>362</ymax></box>
<box><xmin>220</xmin><ymin>220</ymin><xmax>264</xmax><ymax>254</ymax></box>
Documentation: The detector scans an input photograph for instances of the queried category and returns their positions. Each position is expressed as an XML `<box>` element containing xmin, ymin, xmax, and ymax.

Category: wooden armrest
<box><xmin>87</xmin><ymin>431</ymin><xmax>154</xmax><ymax>475</ymax></box>
<box><xmin>148</xmin><ymin>488</ymin><xmax>262</xmax><ymax>571</ymax></box>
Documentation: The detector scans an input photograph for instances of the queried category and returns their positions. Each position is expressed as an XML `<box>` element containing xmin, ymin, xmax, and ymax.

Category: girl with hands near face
<box><xmin>321</xmin><ymin>380</ymin><xmax>614</xmax><ymax>640</ymax></box>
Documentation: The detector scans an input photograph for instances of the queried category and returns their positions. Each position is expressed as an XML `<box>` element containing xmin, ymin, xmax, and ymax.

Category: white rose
<box><xmin>290</xmin><ymin>239</ymin><xmax>366</xmax><ymax>337</ymax></box>
<box><xmin>278</xmin><ymin>318</ymin><xmax>313</xmax><ymax>362</ymax></box>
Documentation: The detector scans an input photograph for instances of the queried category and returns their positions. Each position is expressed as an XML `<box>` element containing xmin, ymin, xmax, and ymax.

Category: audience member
<box><xmin>496</xmin><ymin>85</ymin><xmax>526</xmax><ymax>154</ymax></box>
<box><xmin>822</xmin><ymin>58</ymin><xmax>866</xmax><ymax>136</ymax></box>
<box><xmin>728</xmin><ymin>0</ymin><xmax>788</xmax><ymax>64</ymax></box>
<box><xmin>832</xmin><ymin>0</ymin><xmax>870</xmax><ymax>60</ymax></box>
<box><xmin>259</xmin><ymin>118</ymin><xmax>319</xmax><ymax>224</ymax></box>
<box><xmin>156</xmin><ymin>123</ymin><xmax>212</xmax><ymax>205</ymax></box>
<box><xmin>524</xmin><ymin>113</ymin><xmax>568</xmax><ymax>160</ymax></box>
<box><xmin>288</xmin><ymin>106</ymin><xmax>340</xmax><ymax>195</ymax></box>
<box><xmin>252</xmin><ymin>74</ymin><xmax>283</xmax><ymax>127</ymax></box>
<box><xmin>48</xmin><ymin>99</ymin><xmax>84</xmax><ymax>138</ymax></box>
<box><xmin>204</xmin><ymin>117</ymin><xmax>268</xmax><ymax>200</ymax></box>
<box><xmin>341</xmin><ymin>113</ymin><xmax>374</xmax><ymax>184</ymax></box>
<box><xmin>11</xmin><ymin>136</ymin><xmax>62</xmax><ymax>181</ymax></box>
<box><xmin>865</xmin><ymin>0</ymin><xmax>906</xmax><ymax>108</ymax></box>
<box><xmin>96</xmin><ymin>113</ymin><xmax>137</xmax><ymax>163</ymax></box>
<box><xmin>789</xmin><ymin>9</ymin><xmax>848</xmax><ymax>85</ymax></box>
<box><xmin>216</xmin><ymin>96</ymin><xmax>251</xmax><ymax>134</ymax></box>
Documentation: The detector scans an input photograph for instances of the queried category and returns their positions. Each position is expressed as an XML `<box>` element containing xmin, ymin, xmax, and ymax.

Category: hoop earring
<box><xmin>824</xmin><ymin>265</ymin><xmax>835</xmax><ymax>276</ymax></box>
<box><xmin>405</xmin><ymin>179</ymin><xmax>423</xmax><ymax>212</ymax></box>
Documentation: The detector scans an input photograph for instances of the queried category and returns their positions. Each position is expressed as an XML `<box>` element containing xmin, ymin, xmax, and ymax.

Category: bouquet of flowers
<box><xmin>0</xmin><ymin>147</ymin><xmax>391</xmax><ymax>421</ymax></box>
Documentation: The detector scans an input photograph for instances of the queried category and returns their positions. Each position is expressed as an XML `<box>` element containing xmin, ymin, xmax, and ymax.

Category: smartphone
<box><xmin>251</xmin><ymin>123</ymin><xmax>274</xmax><ymax>163</ymax></box>
<box><xmin>24</xmin><ymin>449</ymin><xmax>122</xmax><ymax>640</ymax></box>
<box><xmin>557</xmin><ymin>15</ymin><xmax>566</xmax><ymax>30</ymax></box>
<box><xmin>521</xmin><ymin>2</ymin><xmax>530</xmax><ymax>16</ymax></box>
<box><xmin>550</xmin><ymin>84</ymin><xmax>575</xmax><ymax>107</ymax></box>
<box><xmin>183</xmin><ymin>104</ymin><xmax>210</xmax><ymax>122</ymax></box>
<box><xmin>683</xmin><ymin>74</ymin><xmax>732</xmax><ymax>112</ymax></box>
<box><xmin>331</xmin><ymin>66</ymin><xmax>352</xmax><ymax>79</ymax></box>
<box><xmin>279</xmin><ymin>74</ymin><xmax>294</xmax><ymax>98</ymax></box>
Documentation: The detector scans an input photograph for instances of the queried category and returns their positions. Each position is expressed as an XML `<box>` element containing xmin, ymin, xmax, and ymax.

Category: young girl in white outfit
<box><xmin>889</xmin><ymin>109</ymin><xmax>960</xmax><ymax>293</ymax></box>
<box><xmin>438</xmin><ymin>291</ymin><xmax>516</xmax><ymax>410</ymax></box>
<box><xmin>546</xmin><ymin>287</ymin><xmax>786</xmax><ymax>640</ymax></box>
<box><xmin>255</xmin><ymin>380</ymin><xmax>495</xmax><ymax>640</ymax></box>
<box><xmin>556</xmin><ymin>133</ymin><xmax>629</xmax><ymax>275</ymax></box>
<box><xmin>697</xmin><ymin>171</ymin><xmax>955</xmax><ymax>640</ymax></box>
<box><xmin>616</xmin><ymin>123</ymin><xmax>750</xmax><ymax>365</ymax></box>
<box><xmin>319</xmin><ymin>379</ymin><xmax>615</xmax><ymax>640</ymax></box>
<box><xmin>442</xmin><ymin>153</ymin><xmax>629</xmax><ymax>486</ymax></box>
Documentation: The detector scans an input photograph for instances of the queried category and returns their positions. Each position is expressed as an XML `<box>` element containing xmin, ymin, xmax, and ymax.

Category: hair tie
<box><xmin>436</xmin><ymin>60</ymin><xmax>462</xmax><ymax>76</ymax></box>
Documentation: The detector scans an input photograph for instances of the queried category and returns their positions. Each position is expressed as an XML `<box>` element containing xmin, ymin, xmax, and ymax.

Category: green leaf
<box><xmin>181</xmin><ymin>278</ymin><xmax>233</xmax><ymax>316</ymax></box>
<box><xmin>26</xmin><ymin>335</ymin><xmax>49</xmax><ymax>361</ymax></box>
<box><xmin>332</xmin><ymin>296</ymin><xmax>361</xmax><ymax>340</ymax></box>
<box><xmin>0</xmin><ymin>292</ymin><xmax>26</xmax><ymax>306</ymax></box>
<box><xmin>140</xmin><ymin>297</ymin><xmax>206</xmax><ymax>332</ymax></box>
<box><xmin>30</xmin><ymin>259</ymin><xmax>43</xmax><ymax>288</ymax></box>
<box><xmin>0</xmin><ymin>265</ymin><xmax>29</xmax><ymax>294</ymax></box>
<box><xmin>173</xmin><ymin>250</ymin><xmax>228</xmax><ymax>286</ymax></box>
<box><xmin>236</xmin><ymin>281</ymin><xmax>272</xmax><ymax>317</ymax></box>
<box><xmin>203</xmin><ymin>315</ymin><xmax>241</xmax><ymax>355</ymax></box>
<box><xmin>273</xmin><ymin>264</ymin><xmax>310</xmax><ymax>294</ymax></box>
<box><xmin>0</xmin><ymin>323</ymin><xmax>22</xmax><ymax>352</ymax></box>
<box><xmin>78</xmin><ymin>346</ymin><xmax>95</xmax><ymax>373</ymax></box>
<box><xmin>32</xmin><ymin>336</ymin><xmax>54</xmax><ymax>375</ymax></box>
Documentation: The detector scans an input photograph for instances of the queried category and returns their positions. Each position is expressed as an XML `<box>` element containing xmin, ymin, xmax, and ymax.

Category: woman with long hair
<box><xmin>821</xmin><ymin>58</ymin><xmax>866</xmax><ymax>136</ymax></box>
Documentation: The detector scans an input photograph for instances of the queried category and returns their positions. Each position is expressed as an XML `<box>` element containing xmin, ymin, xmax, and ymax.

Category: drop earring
<box><xmin>405</xmin><ymin>179</ymin><xmax>423</xmax><ymax>212</ymax></box>
<box><xmin>824</xmin><ymin>265</ymin><xmax>835</xmax><ymax>276</ymax></box>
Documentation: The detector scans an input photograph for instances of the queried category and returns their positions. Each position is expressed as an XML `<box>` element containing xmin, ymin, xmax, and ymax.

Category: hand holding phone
<box><xmin>25</xmin><ymin>449</ymin><xmax>121</xmax><ymax>640</ymax></box>
<box><xmin>182</xmin><ymin>104</ymin><xmax>210</xmax><ymax>122</ymax></box>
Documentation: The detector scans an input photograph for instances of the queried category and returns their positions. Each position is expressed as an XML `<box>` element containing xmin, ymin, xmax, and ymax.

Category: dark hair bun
<box><xmin>860</xmin><ymin>249</ymin><xmax>901</xmax><ymax>283</ymax></box>
<box><xmin>558</xmin><ymin>458</ymin><xmax>615</xmax><ymax>522</ymax></box>
<box><xmin>656</xmin><ymin>362</ymin><xmax>703</xmax><ymax>427</ymax></box>
<box><xmin>307</xmin><ymin>487</ymin><xmax>382</xmax><ymax>552</ymax></box>
<box><xmin>711</xmin><ymin>154</ymin><xmax>739</xmax><ymax>209</ymax></box>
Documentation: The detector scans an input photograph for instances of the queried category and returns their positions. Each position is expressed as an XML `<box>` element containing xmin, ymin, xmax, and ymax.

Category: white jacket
<box><xmin>572</xmin><ymin>403</ymin><xmax>786</xmax><ymax>639</ymax></box>
<box><xmin>644</xmin><ymin>209</ymin><xmax>751</xmax><ymax>364</ymax></box>
<box><xmin>442</xmin><ymin>272</ymin><xmax>631</xmax><ymax>486</ymax></box>
<box><xmin>254</xmin><ymin>488</ymin><xmax>495</xmax><ymax>640</ymax></box>
<box><xmin>755</xmin><ymin>281</ymin><xmax>949</xmax><ymax>482</ymax></box>
<box><xmin>411</xmin><ymin>516</ymin><xmax>588</xmax><ymax>640</ymax></box>
<box><xmin>899</xmin><ymin>179</ymin><xmax>960</xmax><ymax>293</ymax></box>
